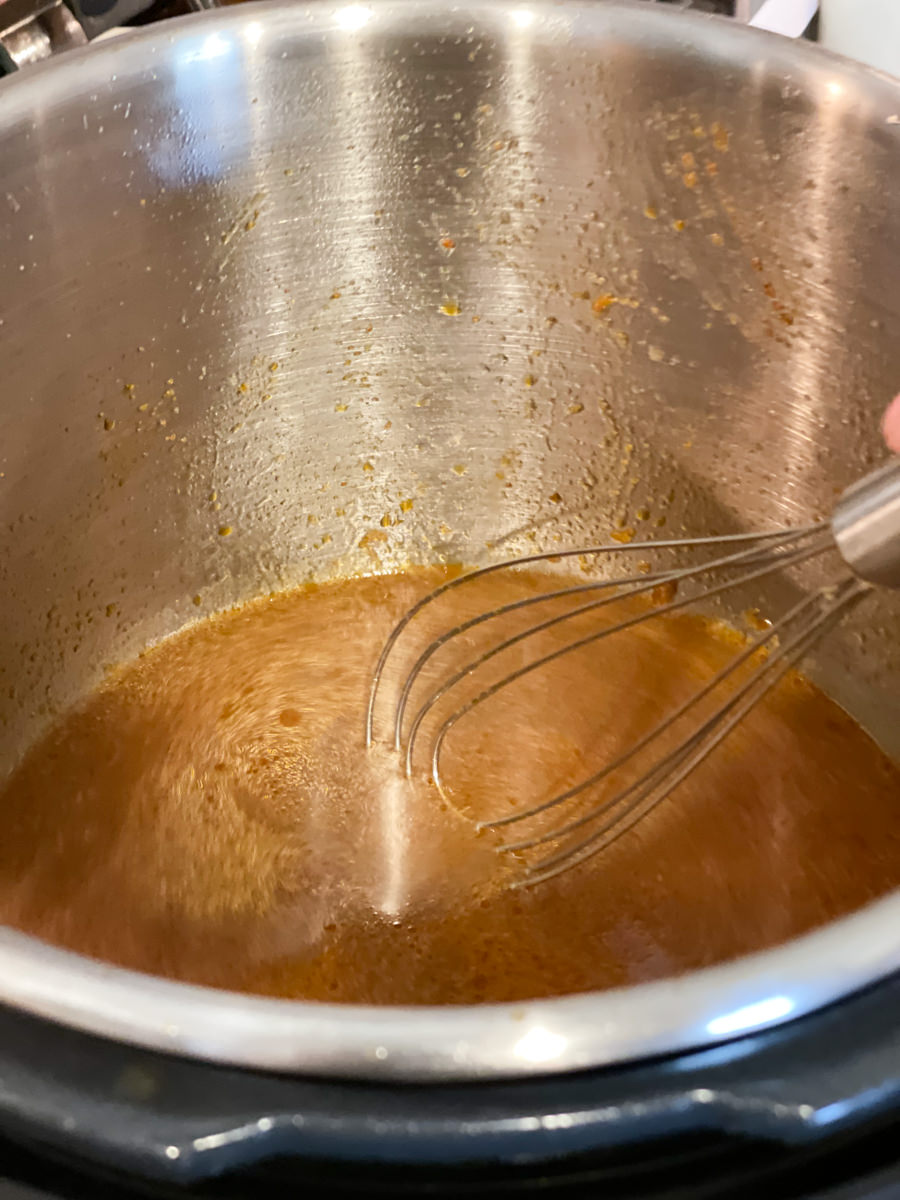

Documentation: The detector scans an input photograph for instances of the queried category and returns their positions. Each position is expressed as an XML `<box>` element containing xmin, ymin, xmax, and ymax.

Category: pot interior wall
<box><xmin>0</xmin><ymin>1</ymin><xmax>898</xmax><ymax>773</ymax></box>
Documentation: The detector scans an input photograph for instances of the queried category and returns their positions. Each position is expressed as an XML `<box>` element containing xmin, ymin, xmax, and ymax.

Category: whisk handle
<box><xmin>832</xmin><ymin>458</ymin><xmax>900</xmax><ymax>588</ymax></box>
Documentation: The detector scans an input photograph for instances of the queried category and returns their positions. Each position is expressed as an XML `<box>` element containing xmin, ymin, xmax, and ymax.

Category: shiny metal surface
<box><xmin>834</xmin><ymin>459</ymin><xmax>900</xmax><ymax>587</ymax></box>
<box><xmin>0</xmin><ymin>0</ymin><xmax>86</xmax><ymax>68</ymax></box>
<box><xmin>0</xmin><ymin>0</ymin><xmax>899</xmax><ymax>1080</ymax></box>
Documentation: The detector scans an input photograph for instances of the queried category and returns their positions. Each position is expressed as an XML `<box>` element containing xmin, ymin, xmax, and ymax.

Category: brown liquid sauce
<box><xmin>0</xmin><ymin>566</ymin><xmax>897</xmax><ymax>1004</ymax></box>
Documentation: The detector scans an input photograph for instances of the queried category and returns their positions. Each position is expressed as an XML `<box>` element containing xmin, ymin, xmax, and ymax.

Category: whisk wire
<box><xmin>392</xmin><ymin>567</ymin><xmax>671</xmax><ymax>752</ymax></box>
<box><xmin>429</xmin><ymin>533</ymin><xmax>833</xmax><ymax>797</ymax></box>
<box><xmin>362</xmin><ymin>485</ymin><xmax>895</xmax><ymax>888</ymax></box>
<box><xmin>484</xmin><ymin>584</ymin><xmax>841</xmax><ymax>839</ymax></box>
<box><xmin>514</xmin><ymin>579</ymin><xmax>864</xmax><ymax>859</ymax></box>
<box><xmin>392</xmin><ymin>534</ymin><xmax>826</xmax><ymax>753</ymax></box>
<box><xmin>365</xmin><ymin>524</ymin><xmax>826</xmax><ymax>748</ymax></box>
<box><xmin>516</xmin><ymin>578</ymin><xmax>869</xmax><ymax>887</ymax></box>
<box><xmin>401</xmin><ymin>568</ymin><xmax>678</xmax><ymax>776</ymax></box>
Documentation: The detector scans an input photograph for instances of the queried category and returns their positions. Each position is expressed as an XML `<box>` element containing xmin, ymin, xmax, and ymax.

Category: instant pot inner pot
<box><xmin>0</xmin><ymin>5</ymin><xmax>898</xmax><ymax>812</ymax></box>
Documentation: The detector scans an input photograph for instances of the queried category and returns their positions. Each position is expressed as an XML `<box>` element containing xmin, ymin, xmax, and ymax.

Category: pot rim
<box><xmin>1</xmin><ymin>0</ymin><xmax>899</xmax><ymax>1082</ymax></box>
<box><xmin>0</xmin><ymin>892</ymin><xmax>899</xmax><ymax>1080</ymax></box>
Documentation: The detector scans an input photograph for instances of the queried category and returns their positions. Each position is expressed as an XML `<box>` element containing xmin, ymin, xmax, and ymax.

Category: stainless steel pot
<box><xmin>0</xmin><ymin>0</ymin><xmax>898</xmax><ymax>1082</ymax></box>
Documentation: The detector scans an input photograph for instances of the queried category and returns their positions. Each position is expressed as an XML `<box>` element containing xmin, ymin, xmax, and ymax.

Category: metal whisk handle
<box><xmin>832</xmin><ymin>459</ymin><xmax>900</xmax><ymax>589</ymax></box>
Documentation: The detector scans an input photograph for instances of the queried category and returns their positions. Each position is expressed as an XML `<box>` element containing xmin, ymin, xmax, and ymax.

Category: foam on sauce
<box><xmin>0</xmin><ymin>566</ymin><xmax>897</xmax><ymax>1004</ymax></box>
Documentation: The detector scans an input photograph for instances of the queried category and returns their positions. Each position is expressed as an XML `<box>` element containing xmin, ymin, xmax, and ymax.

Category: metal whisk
<box><xmin>366</xmin><ymin>460</ymin><xmax>900</xmax><ymax>887</ymax></box>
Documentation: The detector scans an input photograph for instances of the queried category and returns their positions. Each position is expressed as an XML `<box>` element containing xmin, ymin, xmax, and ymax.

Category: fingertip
<box><xmin>884</xmin><ymin>394</ymin><xmax>900</xmax><ymax>454</ymax></box>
